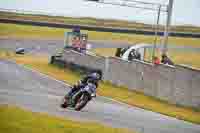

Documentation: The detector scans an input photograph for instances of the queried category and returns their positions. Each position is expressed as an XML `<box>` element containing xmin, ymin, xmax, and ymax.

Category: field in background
<box><xmin>0</xmin><ymin>50</ymin><xmax>200</xmax><ymax>124</ymax></box>
<box><xmin>1</xmin><ymin>22</ymin><xmax>200</xmax><ymax>68</ymax></box>
<box><xmin>1</xmin><ymin>23</ymin><xmax>200</xmax><ymax>47</ymax></box>
<box><xmin>0</xmin><ymin>105</ymin><xmax>133</xmax><ymax>133</ymax></box>
<box><xmin>1</xmin><ymin>11</ymin><xmax>200</xmax><ymax>33</ymax></box>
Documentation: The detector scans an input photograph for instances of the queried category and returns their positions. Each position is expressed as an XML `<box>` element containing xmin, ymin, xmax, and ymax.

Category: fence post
<box><xmin>104</xmin><ymin>57</ymin><xmax>109</xmax><ymax>80</ymax></box>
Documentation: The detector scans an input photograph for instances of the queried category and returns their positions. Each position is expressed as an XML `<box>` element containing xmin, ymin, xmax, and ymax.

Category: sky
<box><xmin>0</xmin><ymin>0</ymin><xmax>200</xmax><ymax>26</ymax></box>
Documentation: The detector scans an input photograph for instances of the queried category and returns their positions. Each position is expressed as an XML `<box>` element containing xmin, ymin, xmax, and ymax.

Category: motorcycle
<box><xmin>61</xmin><ymin>83</ymin><xmax>96</xmax><ymax>111</ymax></box>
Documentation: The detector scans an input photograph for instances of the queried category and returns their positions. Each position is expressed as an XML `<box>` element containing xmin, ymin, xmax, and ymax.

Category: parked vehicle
<box><xmin>15</xmin><ymin>48</ymin><xmax>25</xmax><ymax>54</ymax></box>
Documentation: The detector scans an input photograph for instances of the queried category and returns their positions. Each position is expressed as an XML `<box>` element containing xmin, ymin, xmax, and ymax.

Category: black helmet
<box><xmin>90</xmin><ymin>70</ymin><xmax>102</xmax><ymax>81</ymax></box>
<box><xmin>162</xmin><ymin>54</ymin><xmax>167</xmax><ymax>58</ymax></box>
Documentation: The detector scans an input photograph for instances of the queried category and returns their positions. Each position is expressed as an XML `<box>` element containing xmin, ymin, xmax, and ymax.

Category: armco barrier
<box><xmin>106</xmin><ymin>57</ymin><xmax>176</xmax><ymax>100</ymax></box>
<box><xmin>153</xmin><ymin>65</ymin><xmax>176</xmax><ymax>103</ymax></box>
<box><xmin>191</xmin><ymin>69</ymin><xmax>200</xmax><ymax>107</ymax></box>
<box><xmin>107</xmin><ymin>57</ymin><xmax>145</xmax><ymax>93</ymax></box>
<box><xmin>62</xmin><ymin>50</ymin><xmax>200</xmax><ymax>108</ymax></box>
<box><xmin>174</xmin><ymin>65</ymin><xmax>200</xmax><ymax>107</ymax></box>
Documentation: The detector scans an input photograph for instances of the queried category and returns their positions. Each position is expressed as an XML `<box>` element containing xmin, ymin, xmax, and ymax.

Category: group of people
<box><xmin>153</xmin><ymin>54</ymin><xmax>174</xmax><ymax>66</ymax></box>
<box><xmin>115</xmin><ymin>47</ymin><xmax>174</xmax><ymax>65</ymax></box>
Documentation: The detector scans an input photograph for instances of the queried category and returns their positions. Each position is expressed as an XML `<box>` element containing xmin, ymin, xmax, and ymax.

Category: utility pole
<box><xmin>162</xmin><ymin>0</ymin><xmax>174</xmax><ymax>55</ymax></box>
<box><xmin>152</xmin><ymin>4</ymin><xmax>161</xmax><ymax>61</ymax></box>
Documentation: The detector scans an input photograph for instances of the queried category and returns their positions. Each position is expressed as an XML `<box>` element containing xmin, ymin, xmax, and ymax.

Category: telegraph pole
<box><xmin>162</xmin><ymin>0</ymin><xmax>174</xmax><ymax>55</ymax></box>
<box><xmin>152</xmin><ymin>4</ymin><xmax>161</xmax><ymax>61</ymax></box>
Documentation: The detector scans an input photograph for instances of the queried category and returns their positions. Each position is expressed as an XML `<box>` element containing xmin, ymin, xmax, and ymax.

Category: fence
<box><xmin>62</xmin><ymin>50</ymin><xmax>200</xmax><ymax>108</ymax></box>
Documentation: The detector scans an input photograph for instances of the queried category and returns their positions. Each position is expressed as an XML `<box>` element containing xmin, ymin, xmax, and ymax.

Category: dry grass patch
<box><xmin>0</xmin><ymin>105</ymin><xmax>133</xmax><ymax>133</ymax></box>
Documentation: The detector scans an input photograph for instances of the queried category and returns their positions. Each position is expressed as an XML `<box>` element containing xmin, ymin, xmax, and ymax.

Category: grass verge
<box><xmin>0</xmin><ymin>105</ymin><xmax>133</xmax><ymax>133</ymax></box>
<box><xmin>1</xmin><ymin>23</ymin><xmax>200</xmax><ymax>47</ymax></box>
<box><xmin>1</xmin><ymin>11</ymin><xmax>200</xmax><ymax>33</ymax></box>
<box><xmin>0</xmin><ymin>51</ymin><xmax>200</xmax><ymax>124</ymax></box>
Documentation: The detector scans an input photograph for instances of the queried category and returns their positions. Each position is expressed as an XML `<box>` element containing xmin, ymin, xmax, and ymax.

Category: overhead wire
<box><xmin>86</xmin><ymin>0</ymin><xmax>168</xmax><ymax>12</ymax></box>
<box><xmin>96</xmin><ymin>1</ymin><xmax>168</xmax><ymax>12</ymax></box>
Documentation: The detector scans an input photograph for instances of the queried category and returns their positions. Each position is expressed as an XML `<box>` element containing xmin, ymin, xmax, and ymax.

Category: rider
<box><xmin>66</xmin><ymin>70</ymin><xmax>102</xmax><ymax>99</ymax></box>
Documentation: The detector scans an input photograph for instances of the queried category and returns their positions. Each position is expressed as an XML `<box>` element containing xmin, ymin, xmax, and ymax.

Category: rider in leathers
<box><xmin>66</xmin><ymin>71</ymin><xmax>102</xmax><ymax>99</ymax></box>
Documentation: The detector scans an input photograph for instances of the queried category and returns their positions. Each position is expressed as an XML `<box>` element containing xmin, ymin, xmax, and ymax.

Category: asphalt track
<box><xmin>0</xmin><ymin>59</ymin><xmax>200</xmax><ymax>133</ymax></box>
<box><xmin>0</xmin><ymin>38</ymin><xmax>132</xmax><ymax>55</ymax></box>
<box><xmin>1</xmin><ymin>38</ymin><xmax>200</xmax><ymax>56</ymax></box>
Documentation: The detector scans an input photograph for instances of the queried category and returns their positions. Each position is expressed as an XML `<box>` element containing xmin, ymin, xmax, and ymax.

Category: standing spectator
<box><xmin>72</xmin><ymin>36</ymin><xmax>81</xmax><ymax>52</ymax></box>
<box><xmin>161</xmin><ymin>54</ymin><xmax>174</xmax><ymax>66</ymax></box>
<box><xmin>128</xmin><ymin>49</ymin><xmax>141</xmax><ymax>61</ymax></box>
<box><xmin>128</xmin><ymin>49</ymin><xmax>137</xmax><ymax>61</ymax></box>
<box><xmin>135</xmin><ymin>50</ymin><xmax>141</xmax><ymax>60</ymax></box>
<box><xmin>80</xmin><ymin>36</ymin><xmax>87</xmax><ymax>53</ymax></box>
<box><xmin>153</xmin><ymin>56</ymin><xmax>160</xmax><ymax>65</ymax></box>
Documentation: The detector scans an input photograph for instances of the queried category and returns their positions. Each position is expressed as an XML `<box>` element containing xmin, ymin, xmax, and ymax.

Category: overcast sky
<box><xmin>0</xmin><ymin>0</ymin><xmax>200</xmax><ymax>26</ymax></box>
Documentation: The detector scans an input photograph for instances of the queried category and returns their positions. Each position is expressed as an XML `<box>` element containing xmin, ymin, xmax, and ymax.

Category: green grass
<box><xmin>0</xmin><ymin>105</ymin><xmax>133</xmax><ymax>133</ymax></box>
<box><xmin>1</xmin><ymin>22</ymin><xmax>200</xmax><ymax>47</ymax></box>
<box><xmin>0</xmin><ymin>51</ymin><xmax>200</xmax><ymax>124</ymax></box>
<box><xmin>0</xmin><ymin>23</ymin><xmax>68</xmax><ymax>39</ymax></box>
<box><xmin>169</xmin><ymin>51</ymin><xmax>200</xmax><ymax>69</ymax></box>
<box><xmin>1</xmin><ymin>11</ymin><xmax>200</xmax><ymax>33</ymax></box>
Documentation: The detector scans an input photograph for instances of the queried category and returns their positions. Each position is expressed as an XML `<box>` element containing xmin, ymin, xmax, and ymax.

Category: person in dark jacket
<box><xmin>161</xmin><ymin>54</ymin><xmax>174</xmax><ymax>66</ymax></box>
<box><xmin>135</xmin><ymin>50</ymin><xmax>141</xmax><ymax>60</ymax></box>
<box><xmin>128</xmin><ymin>49</ymin><xmax>136</xmax><ymax>61</ymax></box>
<box><xmin>128</xmin><ymin>49</ymin><xmax>141</xmax><ymax>61</ymax></box>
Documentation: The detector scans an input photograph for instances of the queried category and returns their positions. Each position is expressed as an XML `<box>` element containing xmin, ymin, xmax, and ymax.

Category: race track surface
<box><xmin>0</xmin><ymin>38</ymin><xmax>132</xmax><ymax>55</ymax></box>
<box><xmin>0</xmin><ymin>59</ymin><xmax>200</xmax><ymax>133</ymax></box>
<box><xmin>1</xmin><ymin>38</ymin><xmax>199</xmax><ymax>56</ymax></box>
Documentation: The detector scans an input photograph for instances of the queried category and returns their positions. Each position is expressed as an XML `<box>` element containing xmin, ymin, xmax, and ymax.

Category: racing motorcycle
<box><xmin>60</xmin><ymin>82</ymin><xmax>96</xmax><ymax>111</ymax></box>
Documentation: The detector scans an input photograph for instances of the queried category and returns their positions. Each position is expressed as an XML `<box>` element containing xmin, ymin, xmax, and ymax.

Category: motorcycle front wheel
<box><xmin>74</xmin><ymin>92</ymin><xmax>90</xmax><ymax>111</ymax></box>
<box><xmin>60</xmin><ymin>94</ymin><xmax>70</xmax><ymax>108</ymax></box>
